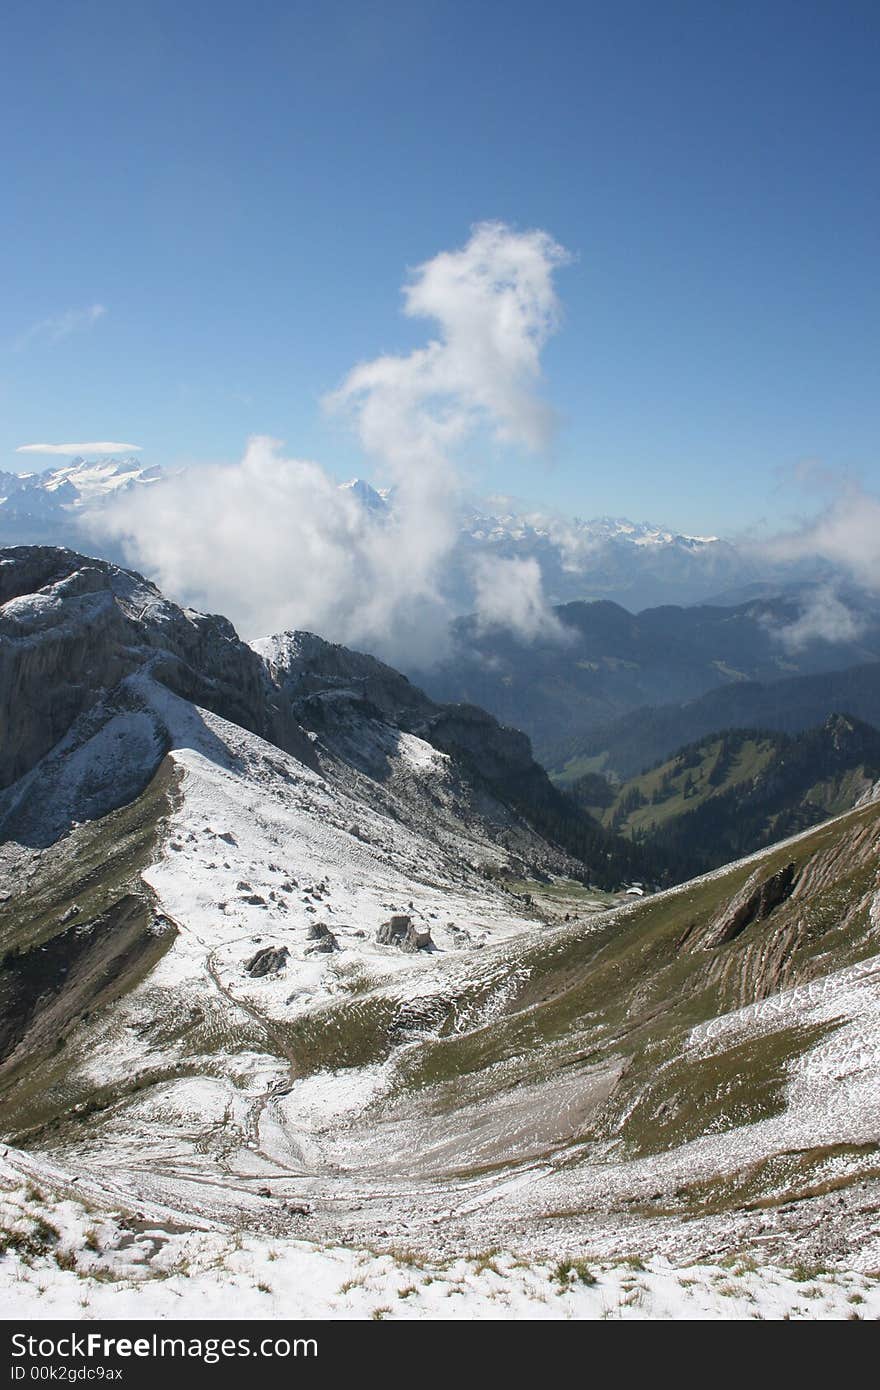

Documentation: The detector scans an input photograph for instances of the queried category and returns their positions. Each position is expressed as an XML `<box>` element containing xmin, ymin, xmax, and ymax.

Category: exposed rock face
<box><xmin>0</xmin><ymin>547</ymin><xmax>604</xmax><ymax>882</ymax></box>
<box><xmin>305</xmin><ymin>923</ymin><xmax>339</xmax><ymax>953</ymax></box>
<box><xmin>678</xmin><ymin>814</ymin><xmax>880</xmax><ymax>1008</ymax></box>
<box><xmin>0</xmin><ymin>547</ymin><xmax>317</xmax><ymax>843</ymax></box>
<box><xmin>376</xmin><ymin>914</ymin><xmax>433</xmax><ymax>952</ymax></box>
<box><xmin>245</xmin><ymin>945</ymin><xmax>289</xmax><ymax>977</ymax></box>
<box><xmin>258</xmin><ymin>631</ymin><xmax>536</xmax><ymax>782</ymax></box>
<box><xmin>703</xmin><ymin>862</ymin><xmax>798</xmax><ymax>949</ymax></box>
<box><xmin>256</xmin><ymin>632</ymin><xmax>430</xmax><ymax>727</ymax></box>
<box><xmin>255</xmin><ymin>629</ymin><xmax>612</xmax><ymax>881</ymax></box>
<box><xmin>0</xmin><ymin>547</ymin><xmax>317</xmax><ymax>789</ymax></box>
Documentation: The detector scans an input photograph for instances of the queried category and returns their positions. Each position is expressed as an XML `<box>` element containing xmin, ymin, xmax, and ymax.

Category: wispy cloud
<box><xmin>472</xmin><ymin>554</ymin><xmax>567</xmax><ymax>641</ymax></box>
<box><xmin>763</xmin><ymin>476</ymin><xmax>880</xmax><ymax>591</ymax></box>
<box><xmin>15</xmin><ymin>303</ymin><xmax>106</xmax><ymax>350</ymax></box>
<box><xmin>327</xmin><ymin>220</ymin><xmax>569</xmax><ymax>465</ymax></box>
<box><xmin>771</xmin><ymin>584</ymin><xmax>867</xmax><ymax>653</ymax></box>
<box><xmin>757</xmin><ymin>471</ymin><xmax>879</xmax><ymax>653</ymax></box>
<box><xmin>16</xmin><ymin>441</ymin><xmax>141</xmax><ymax>456</ymax></box>
<box><xmin>91</xmin><ymin>223</ymin><xmax>571</xmax><ymax>659</ymax></box>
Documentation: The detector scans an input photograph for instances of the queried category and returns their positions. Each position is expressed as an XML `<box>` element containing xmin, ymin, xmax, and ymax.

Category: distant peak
<box><xmin>338</xmin><ymin>478</ymin><xmax>390</xmax><ymax>511</ymax></box>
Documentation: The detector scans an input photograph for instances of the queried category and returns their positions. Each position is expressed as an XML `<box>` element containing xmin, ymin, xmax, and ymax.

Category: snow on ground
<box><xmin>1</xmin><ymin>1157</ymin><xmax>876</xmax><ymax>1320</ymax></box>
<box><xmin>394</xmin><ymin>731</ymin><xmax>450</xmax><ymax>775</ymax></box>
<box><xmin>25</xmin><ymin>689</ymin><xmax>566</xmax><ymax>1209</ymax></box>
<box><xmin>6</xmin><ymin>663</ymin><xmax>880</xmax><ymax>1314</ymax></box>
<box><xmin>17</xmin><ymin>690</ymin><xmax>880</xmax><ymax>1243</ymax></box>
<box><xmin>484</xmin><ymin>946</ymin><xmax>880</xmax><ymax>1255</ymax></box>
<box><xmin>139</xmin><ymin>699</ymin><xmax>541</xmax><ymax>1029</ymax></box>
<box><xmin>616</xmin><ymin>952</ymin><xmax>880</xmax><ymax>1185</ymax></box>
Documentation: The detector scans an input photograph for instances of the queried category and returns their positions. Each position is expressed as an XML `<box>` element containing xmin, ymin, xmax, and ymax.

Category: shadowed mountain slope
<box><xmin>567</xmin><ymin>714</ymin><xmax>880</xmax><ymax>879</ymax></box>
<box><xmin>552</xmin><ymin>661</ymin><xmax>880</xmax><ymax>782</ymax></box>
<box><xmin>0</xmin><ymin>545</ymin><xmax>878</xmax><ymax>1280</ymax></box>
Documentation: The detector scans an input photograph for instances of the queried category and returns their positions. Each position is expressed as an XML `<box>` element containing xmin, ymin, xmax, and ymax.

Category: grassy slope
<box><xmin>283</xmin><ymin>798</ymin><xmax>880</xmax><ymax>1206</ymax></box>
<box><xmin>0</xmin><ymin>746</ymin><xmax>877</xmax><ymax>1223</ymax></box>
<box><xmin>576</xmin><ymin>719</ymin><xmax>880</xmax><ymax>882</ymax></box>
<box><xmin>597</xmin><ymin>733</ymin><xmax>776</xmax><ymax>834</ymax></box>
<box><xmin>0</xmin><ymin>762</ymin><xmax>182</xmax><ymax>1135</ymax></box>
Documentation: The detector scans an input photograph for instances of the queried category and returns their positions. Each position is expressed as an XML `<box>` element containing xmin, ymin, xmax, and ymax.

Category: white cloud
<box><xmin>16</xmin><ymin>303</ymin><xmax>106</xmax><ymax>349</ymax></box>
<box><xmin>327</xmin><ymin>220</ymin><xmax>569</xmax><ymax>467</ymax></box>
<box><xmin>772</xmin><ymin>584</ymin><xmax>867</xmax><ymax>653</ymax></box>
<box><xmin>17</xmin><ymin>441</ymin><xmax>141</xmax><ymax>456</ymax></box>
<box><xmin>93</xmin><ymin>223</ymin><xmax>570</xmax><ymax>662</ymax></box>
<box><xmin>756</xmin><ymin>476</ymin><xmax>880</xmax><ymax>652</ymax></box>
<box><xmin>471</xmin><ymin>554</ymin><xmax>567</xmax><ymax>641</ymax></box>
<box><xmin>88</xmin><ymin>436</ymin><xmax>452</xmax><ymax>666</ymax></box>
<box><xmin>763</xmin><ymin>479</ymin><xmax>880</xmax><ymax>591</ymax></box>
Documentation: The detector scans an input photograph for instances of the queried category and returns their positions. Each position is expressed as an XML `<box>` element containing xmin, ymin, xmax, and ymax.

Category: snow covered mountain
<box><xmin>463</xmin><ymin>503</ymin><xmax>720</xmax><ymax>549</ymax></box>
<box><xmin>2</xmin><ymin>543</ymin><xmax>880</xmax><ymax>1320</ymax></box>
<box><xmin>337</xmin><ymin>476</ymin><xmax>394</xmax><ymax>512</ymax></box>
<box><xmin>335</xmin><ymin>480</ymin><xmax>756</xmax><ymax>611</ymax></box>
<box><xmin>0</xmin><ymin>457</ymin><xmax>163</xmax><ymax>550</ymax></box>
<box><xmin>452</xmin><ymin>501</ymin><xmax>755</xmax><ymax>610</ymax></box>
<box><xmin>337</xmin><ymin>479</ymin><xmax>721</xmax><ymax>552</ymax></box>
<box><xmin>0</xmin><ymin>457</ymin><xmax>763</xmax><ymax>613</ymax></box>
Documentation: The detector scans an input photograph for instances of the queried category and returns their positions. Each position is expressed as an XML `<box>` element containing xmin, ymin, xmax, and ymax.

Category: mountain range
<box><xmin>1</xmin><ymin>542</ymin><xmax>880</xmax><ymax>1315</ymax></box>
<box><xmin>0</xmin><ymin>457</ymin><xmax>162</xmax><ymax>552</ymax></box>
<box><xmin>0</xmin><ymin>455</ymin><xmax>809</xmax><ymax>613</ymax></box>
<box><xmin>413</xmin><ymin>593</ymin><xmax>880</xmax><ymax>769</ymax></box>
<box><xmin>555</xmin><ymin>660</ymin><xmax>880</xmax><ymax>783</ymax></box>
<box><xmin>572</xmin><ymin>713</ymin><xmax>880</xmax><ymax>879</ymax></box>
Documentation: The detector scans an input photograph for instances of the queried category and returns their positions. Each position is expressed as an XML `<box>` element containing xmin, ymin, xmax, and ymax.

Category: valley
<box><xmin>6</xmin><ymin>1</ymin><xmax>879</xmax><ymax>1325</ymax></box>
<box><xmin>569</xmin><ymin>714</ymin><xmax>880</xmax><ymax>879</ymax></box>
<box><xmin>1</xmin><ymin>546</ymin><xmax>879</xmax><ymax>1319</ymax></box>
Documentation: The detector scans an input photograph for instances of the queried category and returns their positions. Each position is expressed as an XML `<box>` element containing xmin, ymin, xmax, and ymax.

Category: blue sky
<box><xmin>3</xmin><ymin>0</ymin><xmax>878</xmax><ymax>534</ymax></box>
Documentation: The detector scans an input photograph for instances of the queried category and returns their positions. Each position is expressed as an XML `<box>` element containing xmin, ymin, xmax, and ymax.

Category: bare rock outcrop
<box><xmin>245</xmin><ymin>945</ymin><xmax>289</xmax><ymax>977</ymax></box>
<box><xmin>0</xmin><ymin>547</ymin><xmax>317</xmax><ymax>844</ymax></box>
<box><xmin>305</xmin><ymin>923</ymin><xmax>339</xmax><ymax>954</ymax></box>
<box><xmin>703</xmin><ymin>861</ymin><xmax>798</xmax><ymax>949</ymax></box>
<box><xmin>376</xmin><ymin>914</ymin><xmax>433</xmax><ymax>952</ymax></box>
<box><xmin>258</xmin><ymin>629</ymin><xmax>602</xmax><ymax>883</ymax></box>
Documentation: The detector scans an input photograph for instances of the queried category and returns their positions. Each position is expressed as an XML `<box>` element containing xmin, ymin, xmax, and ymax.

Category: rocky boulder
<box><xmin>376</xmin><ymin>914</ymin><xmax>433</xmax><ymax>952</ymax></box>
<box><xmin>245</xmin><ymin>945</ymin><xmax>289</xmax><ymax>977</ymax></box>
<box><xmin>305</xmin><ymin>923</ymin><xmax>339</xmax><ymax>954</ymax></box>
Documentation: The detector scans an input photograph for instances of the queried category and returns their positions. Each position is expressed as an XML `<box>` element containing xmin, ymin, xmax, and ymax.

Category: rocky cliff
<box><xmin>1</xmin><ymin>549</ymin><xmax>615</xmax><ymax>878</ymax></box>
<box><xmin>0</xmin><ymin>548</ymin><xmax>316</xmax><ymax>842</ymax></box>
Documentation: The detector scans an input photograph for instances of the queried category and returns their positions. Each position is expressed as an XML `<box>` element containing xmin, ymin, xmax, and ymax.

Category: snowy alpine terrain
<box><xmin>0</xmin><ymin>458</ymin><xmax>162</xmax><ymax>554</ymax></box>
<box><xmin>2</xmin><ymin>1151</ymin><xmax>877</xmax><ymax>1320</ymax></box>
<box><xmin>0</xmin><ymin>457</ymin><xmax>765</xmax><ymax>612</ymax></box>
<box><xmin>1</xmin><ymin>545</ymin><xmax>879</xmax><ymax>1320</ymax></box>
